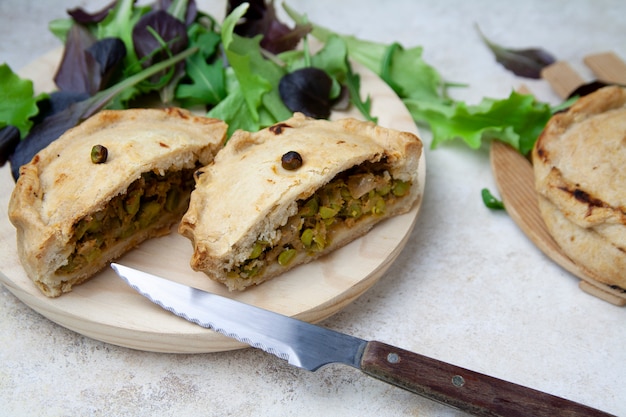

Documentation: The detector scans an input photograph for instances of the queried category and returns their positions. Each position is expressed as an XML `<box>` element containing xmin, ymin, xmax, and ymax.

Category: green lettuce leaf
<box><xmin>405</xmin><ymin>90</ymin><xmax>552</xmax><ymax>154</ymax></box>
<box><xmin>0</xmin><ymin>64</ymin><xmax>47</xmax><ymax>138</ymax></box>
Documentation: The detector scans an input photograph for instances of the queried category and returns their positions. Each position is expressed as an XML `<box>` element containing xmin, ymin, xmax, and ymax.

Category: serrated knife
<box><xmin>111</xmin><ymin>263</ymin><xmax>614</xmax><ymax>417</ymax></box>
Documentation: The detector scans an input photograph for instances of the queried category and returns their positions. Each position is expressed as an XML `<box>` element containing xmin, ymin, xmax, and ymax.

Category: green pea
<box><xmin>242</xmin><ymin>265</ymin><xmax>260</xmax><ymax>278</ymax></box>
<box><xmin>319</xmin><ymin>206</ymin><xmax>338</xmax><ymax>219</ymax></box>
<box><xmin>346</xmin><ymin>202</ymin><xmax>362</xmax><ymax>218</ymax></box>
<box><xmin>392</xmin><ymin>180</ymin><xmax>410</xmax><ymax>197</ymax></box>
<box><xmin>278</xmin><ymin>248</ymin><xmax>297</xmax><ymax>266</ymax></box>
<box><xmin>300</xmin><ymin>228</ymin><xmax>314</xmax><ymax>247</ymax></box>
<box><xmin>137</xmin><ymin>201</ymin><xmax>161</xmax><ymax>228</ymax></box>
<box><xmin>377</xmin><ymin>183</ymin><xmax>391</xmax><ymax>196</ymax></box>
<box><xmin>124</xmin><ymin>189</ymin><xmax>142</xmax><ymax>216</ymax></box>
<box><xmin>83</xmin><ymin>247</ymin><xmax>102</xmax><ymax>263</ymax></box>
<box><xmin>249</xmin><ymin>241</ymin><xmax>266</xmax><ymax>259</ymax></box>
<box><xmin>371</xmin><ymin>195</ymin><xmax>386</xmax><ymax>214</ymax></box>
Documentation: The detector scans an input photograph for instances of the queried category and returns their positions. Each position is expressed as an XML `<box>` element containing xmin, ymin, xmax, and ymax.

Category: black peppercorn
<box><xmin>281</xmin><ymin>151</ymin><xmax>303</xmax><ymax>170</ymax></box>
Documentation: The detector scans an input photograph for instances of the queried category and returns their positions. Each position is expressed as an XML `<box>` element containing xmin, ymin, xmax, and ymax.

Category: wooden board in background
<box><xmin>490</xmin><ymin>52</ymin><xmax>626</xmax><ymax>306</ymax></box>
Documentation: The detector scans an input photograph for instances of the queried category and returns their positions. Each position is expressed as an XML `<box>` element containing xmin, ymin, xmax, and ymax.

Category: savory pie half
<box><xmin>179</xmin><ymin>112</ymin><xmax>423</xmax><ymax>290</ymax></box>
<box><xmin>9</xmin><ymin>108</ymin><xmax>227</xmax><ymax>297</ymax></box>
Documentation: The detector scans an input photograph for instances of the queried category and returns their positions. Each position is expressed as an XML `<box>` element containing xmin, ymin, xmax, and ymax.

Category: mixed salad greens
<box><xmin>1</xmin><ymin>0</ymin><xmax>559</xmax><ymax>185</ymax></box>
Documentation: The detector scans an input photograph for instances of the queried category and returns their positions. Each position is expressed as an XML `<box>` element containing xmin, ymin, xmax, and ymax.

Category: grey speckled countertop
<box><xmin>1</xmin><ymin>1</ymin><xmax>624</xmax><ymax>416</ymax></box>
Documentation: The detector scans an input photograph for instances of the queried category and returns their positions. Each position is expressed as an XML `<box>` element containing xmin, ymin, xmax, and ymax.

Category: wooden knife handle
<box><xmin>360</xmin><ymin>341</ymin><xmax>614</xmax><ymax>417</ymax></box>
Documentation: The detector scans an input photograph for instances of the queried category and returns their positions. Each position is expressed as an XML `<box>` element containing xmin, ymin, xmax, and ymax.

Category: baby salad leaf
<box><xmin>208</xmin><ymin>86</ymin><xmax>260</xmax><ymax>136</ymax></box>
<box><xmin>175</xmin><ymin>24</ymin><xmax>225</xmax><ymax>106</ymax></box>
<box><xmin>132</xmin><ymin>8</ymin><xmax>189</xmax><ymax>103</ymax></box>
<box><xmin>97</xmin><ymin>0</ymin><xmax>150</xmax><ymax>71</ymax></box>
<box><xmin>405</xmin><ymin>90</ymin><xmax>551</xmax><ymax>155</ymax></box>
<box><xmin>132</xmin><ymin>9</ymin><xmax>188</xmax><ymax>69</ymax></box>
<box><xmin>0</xmin><ymin>64</ymin><xmax>47</xmax><ymax>138</ymax></box>
<box><xmin>279</xmin><ymin>67</ymin><xmax>334</xmax><ymax>119</ymax></box>
<box><xmin>0</xmin><ymin>126</ymin><xmax>20</xmax><ymax>166</ymax></box>
<box><xmin>284</xmin><ymin>5</ymin><xmax>447</xmax><ymax>107</ymax></box>
<box><xmin>345</xmin><ymin>60</ymin><xmax>377</xmax><ymax>123</ymax></box>
<box><xmin>10</xmin><ymin>48</ymin><xmax>197</xmax><ymax>180</ymax></box>
<box><xmin>53</xmin><ymin>24</ymin><xmax>98</xmax><ymax>93</ymax></box>
<box><xmin>476</xmin><ymin>25</ymin><xmax>555</xmax><ymax>79</ymax></box>
<box><xmin>228</xmin><ymin>0</ymin><xmax>311</xmax><ymax>54</ymax></box>
<box><xmin>68</xmin><ymin>1</ymin><xmax>116</xmax><ymax>24</ymax></box>
<box><xmin>217</xmin><ymin>3</ymin><xmax>291</xmax><ymax>130</ymax></box>
<box><xmin>286</xmin><ymin>4</ymin><xmax>552</xmax><ymax>154</ymax></box>
<box><xmin>175</xmin><ymin>51</ymin><xmax>225</xmax><ymax>106</ymax></box>
<box><xmin>162</xmin><ymin>0</ymin><xmax>198</xmax><ymax>26</ymax></box>
<box><xmin>54</xmin><ymin>23</ymin><xmax>126</xmax><ymax>95</ymax></box>
<box><xmin>221</xmin><ymin>4</ymin><xmax>271</xmax><ymax>124</ymax></box>
<box><xmin>382</xmin><ymin>43</ymin><xmax>446</xmax><ymax>103</ymax></box>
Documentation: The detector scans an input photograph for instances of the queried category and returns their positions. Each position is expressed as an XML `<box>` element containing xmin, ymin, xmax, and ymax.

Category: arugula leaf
<box><xmin>179</xmin><ymin>30</ymin><xmax>222</xmax><ymax>106</ymax></box>
<box><xmin>175</xmin><ymin>51</ymin><xmax>225</xmax><ymax>106</ymax></box>
<box><xmin>0</xmin><ymin>64</ymin><xmax>47</xmax><ymax>138</ymax></box>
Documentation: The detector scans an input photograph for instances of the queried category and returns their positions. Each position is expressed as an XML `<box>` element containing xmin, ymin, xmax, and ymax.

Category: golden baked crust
<box><xmin>179</xmin><ymin>112</ymin><xmax>423</xmax><ymax>290</ymax></box>
<box><xmin>532</xmin><ymin>85</ymin><xmax>626</xmax><ymax>289</ymax></box>
<box><xmin>9</xmin><ymin>108</ymin><xmax>227</xmax><ymax>297</ymax></box>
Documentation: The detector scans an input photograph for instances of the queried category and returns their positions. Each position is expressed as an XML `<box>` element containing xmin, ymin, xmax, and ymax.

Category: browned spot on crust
<box><xmin>159</xmin><ymin>142</ymin><xmax>170</xmax><ymax>148</ymax></box>
<box><xmin>54</xmin><ymin>173</ymin><xmax>68</xmax><ymax>186</ymax></box>
<box><xmin>165</xmin><ymin>107</ymin><xmax>189</xmax><ymax>119</ymax></box>
<box><xmin>98</xmin><ymin>110</ymin><xmax>124</xmax><ymax>124</ymax></box>
<box><xmin>269</xmin><ymin>123</ymin><xmax>291</xmax><ymax>135</ymax></box>
<box><xmin>558</xmin><ymin>185</ymin><xmax>610</xmax><ymax>218</ymax></box>
<box><xmin>536</xmin><ymin>146</ymin><xmax>546</xmax><ymax>159</ymax></box>
<box><xmin>571</xmin><ymin>188</ymin><xmax>607</xmax><ymax>208</ymax></box>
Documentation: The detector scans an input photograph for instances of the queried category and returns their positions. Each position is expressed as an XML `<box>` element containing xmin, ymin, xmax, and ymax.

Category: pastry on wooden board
<box><xmin>532</xmin><ymin>85</ymin><xmax>626</xmax><ymax>289</ymax></box>
<box><xmin>179</xmin><ymin>112</ymin><xmax>423</xmax><ymax>291</ymax></box>
<box><xmin>9</xmin><ymin>108</ymin><xmax>227</xmax><ymax>297</ymax></box>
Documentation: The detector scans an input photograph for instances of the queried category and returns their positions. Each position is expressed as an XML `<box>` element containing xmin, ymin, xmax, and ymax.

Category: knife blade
<box><xmin>110</xmin><ymin>263</ymin><xmax>614</xmax><ymax>417</ymax></box>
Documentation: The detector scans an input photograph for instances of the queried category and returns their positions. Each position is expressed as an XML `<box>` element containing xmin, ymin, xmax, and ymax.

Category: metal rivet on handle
<box><xmin>387</xmin><ymin>352</ymin><xmax>400</xmax><ymax>364</ymax></box>
<box><xmin>451</xmin><ymin>375</ymin><xmax>465</xmax><ymax>387</ymax></box>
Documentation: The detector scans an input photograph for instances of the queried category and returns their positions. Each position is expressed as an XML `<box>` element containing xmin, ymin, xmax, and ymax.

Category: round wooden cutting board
<box><xmin>0</xmin><ymin>53</ymin><xmax>426</xmax><ymax>353</ymax></box>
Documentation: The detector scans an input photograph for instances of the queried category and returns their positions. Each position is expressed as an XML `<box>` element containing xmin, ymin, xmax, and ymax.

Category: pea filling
<box><xmin>57</xmin><ymin>169</ymin><xmax>196</xmax><ymax>275</ymax></box>
<box><xmin>229</xmin><ymin>162</ymin><xmax>411</xmax><ymax>279</ymax></box>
